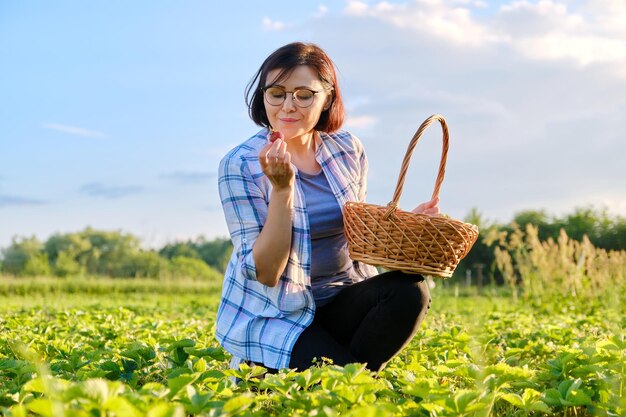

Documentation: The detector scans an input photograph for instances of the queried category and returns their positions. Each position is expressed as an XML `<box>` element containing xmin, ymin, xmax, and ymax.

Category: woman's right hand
<box><xmin>254</xmin><ymin>134</ymin><xmax>295</xmax><ymax>286</ymax></box>
<box><xmin>259</xmin><ymin>137</ymin><xmax>294</xmax><ymax>190</ymax></box>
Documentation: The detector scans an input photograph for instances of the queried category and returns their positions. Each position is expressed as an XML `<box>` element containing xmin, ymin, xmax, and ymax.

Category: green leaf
<box><xmin>121</xmin><ymin>358</ymin><xmax>138</xmax><ymax>373</ymax></box>
<box><xmin>521</xmin><ymin>388</ymin><xmax>544</xmax><ymax>404</ymax></box>
<box><xmin>528</xmin><ymin>401</ymin><xmax>551</xmax><ymax>413</ymax></box>
<box><xmin>450</xmin><ymin>389</ymin><xmax>481</xmax><ymax>413</ymax></box>
<box><xmin>421</xmin><ymin>402</ymin><xmax>445</xmax><ymax>414</ymax></box>
<box><xmin>184</xmin><ymin>347</ymin><xmax>227</xmax><ymax>361</ymax></box>
<box><xmin>168</xmin><ymin>339</ymin><xmax>196</xmax><ymax>350</ymax></box>
<box><xmin>6</xmin><ymin>404</ymin><xmax>28</xmax><ymax>417</ymax></box>
<box><xmin>401</xmin><ymin>380</ymin><xmax>432</xmax><ymax>398</ymax></box>
<box><xmin>193</xmin><ymin>357</ymin><xmax>207</xmax><ymax>372</ymax></box>
<box><xmin>81</xmin><ymin>378</ymin><xmax>113</xmax><ymax>404</ymax></box>
<box><xmin>558</xmin><ymin>379</ymin><xmax>576</xmax><ymax>398</ymax></box>
<box><xmin>595</xmin><ymin>339</ymin><xmax>619</xmax><ymax>351</ymax></box>
<box><xmin>22</xmin><ymin>377</ymin><xmax>46</xmax><ymax>394</ymax></box>
<box><xmin>500</xmin><ymin>393</ymin><xmax>523</xmax><ymax>407</ymax></box>
<box><xmin>562</xmin><ymin>378</ymin><xmax>591</xmax><ymax>403</ymax></box>
<box><xmin>222</xmin><ymin>395</ymin><xmax>253</xmax><ymax>414</ymax></box>
<box><xmin>139</xmin><ymin>382</ymin><xmax>169</xmax><ymax>398</ymax></box>
<box><xmin>103</xmin><ymin>397</ymin><xmax>140</xmax><ymax>417</ymax></box>
<box><xmin>146</xmin><ymin>403</ymin><xmax>186</xmax><ymax>417</ymax></box>
<box><xmin>542</xmin><ymin>388</ymin><xmax>563</xmax><ymax>406</ymax></box>
<box><xmin>99</xmin><ymin>360</ymin><xmax>120</xmax><ymax>380</ymax></box>
<box><xmin>167</xmin><ymin>374</ymin><xmax>198</xmax><ymax>399</ymax></box>
<box><xmin>184</xmin><ymin>385</ymin><xmax>213</xmax><ymax>414</ymax></box>
<box><xmin>343</xmin><ymin>363</ymin><xmax>367</xmax><ymax>381</ymax></box>
<box><xmin>565</xmin><ymin>387</ymin><xmax>593</xmax><ymax>406</ymax></box>
<box><xmin>26</xmin><ymin>399</ymin><xmax>55</xmax><ymax>417</ymax></box>
<box><xmin>343</xmin><ymin>404</ymin><xmax>398</xmax><ymax>416</ymax></box>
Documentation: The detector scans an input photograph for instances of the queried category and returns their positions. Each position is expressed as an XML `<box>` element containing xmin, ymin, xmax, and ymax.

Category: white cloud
<box><xmin>345</xmin><ymin>114</ymin><xmax>378</xmax><ymax>129</ymax></box>
<box><xmin>452</xmin><ymin>0</ymin><xmax>487</xmax><ymax>7</ymax></box>
<box><xmin>262</xmin><ymin>16</ymin><xmax>287</xmax><ymax>31</ymax></box>
<box><xmin>315</xmin><ymin>4</ymin><xmax>329</xmax><ymax>18</ymax></box>
<box><xmin>43</xmin><ymin>123</ymin><xmax>108</xmax><ymax>139</ymax></box>
<box><xmin>496</xmin><ymin>0</ymin><xmax>626</xmax><ymax>66</ymax></box>
<box><xmin>345</xmin><ymin>1</ymin><xmax>369</xmax><ymax>15</ymax></box>
<box><xmin>514</xmin><ymin>33</ymin><xmax>626</xmax><ymax>66</ymax></box>
<box><xmin>584</xmin><ymin>0</ymin><xmax>626</xmax><ymax>36</ymax></box>
<box><xmin>344</xmin><ymin>0</ymin><xmax>502</xmax><ymax>46</ymax></box>
<box><xmin>342</xmin><ymin>0</ymin><xmax>626</xmax><ymax>66</ymax></box>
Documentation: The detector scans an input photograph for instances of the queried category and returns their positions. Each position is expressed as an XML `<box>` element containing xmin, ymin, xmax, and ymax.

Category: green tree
<box><xmin>168</xmin><ymin>256</ymin><xmax>222</xmax><ymax>280</ymax></box>
<box><xmin>54</xmin><ymin>250</ymin><xmax>83</xmax><ymax>277</ymax></box>
<box><xmin>44</xmin><ymin>232</ymin><xmax>92</xmax><ymax>273</ymax></box>
<box><xmin>81</xmin><ymin>228</ymin><xmax>141</xmax><ymax>275</ymax></box>
<box><xmin>159</xmin><ymin>242</ymin><xmax>200</xmax><ymax>260</ymax></box>
<box><xmin>1</xmin><ymin>236</ymin><xmax>45</xmax><ymax>276</ymax></box>
<box><xmin>159</xmin><ymin>237</ymin><xmax>232</xmax><ymax>273</ymax></box>
<box><xmin>195</xmin><ymin>237</ymin><xmax>232</xmax><ymax>273</ymax></box>
<box><xmin>554</xmin><ymin>207</ymin><xmax>600</xmax><ymax>242</ymax></box>
<box><xmin>548</xmin><ymin>206</ymin><xmax>626</xmax><ymax>250</ymax></box>
<box><xmin>512</xmin><ymin>209</ymin><xmax>557</xmax><ymax>241</ymax></box>
<box><xmin>116</xmin><ymin>250</ymin><xmax>163</xmax><ymax>278</ymax></box>
<box><xmin>43</xmin><ymin>228</ymin><xmax>143</xmax><ymax>276</ymax></box>
<box><xmin>22</xmin><ymin>252</ymin><xmax>51</xmax><ymax>276</ymax></box>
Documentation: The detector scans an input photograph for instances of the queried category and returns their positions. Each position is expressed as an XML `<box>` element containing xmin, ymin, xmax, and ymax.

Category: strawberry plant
<box><xmin>0</xmin><ymin>277</ymin><xmax>623</xmax><ymax>416</ymax></box>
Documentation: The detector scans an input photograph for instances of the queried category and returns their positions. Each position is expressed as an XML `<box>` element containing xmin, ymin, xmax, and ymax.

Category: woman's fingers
<box><xmin>260</xmin><ymin>140</ymin><xmax>283</xmax><ymax>167</ymax></box>
<box><xmin>276</xmin><ymin>141</ymin><xmax>286</xmax><ymax>162</ymax></box>
<box><xmin>259</xmin><ymin>143</ymin><xmax>272</xmax><ymax>168</ymax></box>
<box><xmin>259</xmin><ymin>139</ymin><xmax>294</xmax><ymax>188</ymax></box>
<box><xmin>283</xmin><ymin>150</ymin><xmax>291</xmax><ymax>168</ymax></box>
<box><xmin>411</xmin><ymin>196</ymin><xmax>441</xmax><ymax>215</ymax></box>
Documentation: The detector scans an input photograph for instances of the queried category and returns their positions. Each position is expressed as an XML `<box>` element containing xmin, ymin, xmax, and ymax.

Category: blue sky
<box><xmin>1</xmin><ymin>0</ymin><xmax>625</xmax><ymax>249</ymax></box>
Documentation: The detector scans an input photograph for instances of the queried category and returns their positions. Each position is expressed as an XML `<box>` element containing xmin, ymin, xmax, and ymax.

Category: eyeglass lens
<box><xmin>264</xmin><ymin>87</ymin><xmax>316</xmax><ymax>107</ymax></box>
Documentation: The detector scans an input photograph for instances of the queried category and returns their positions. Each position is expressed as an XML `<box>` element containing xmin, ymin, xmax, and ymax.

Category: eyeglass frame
<box><xmin>261</xmin><ymin>85</ymin><xmax>333</xmax><ymax>108</ymax></box>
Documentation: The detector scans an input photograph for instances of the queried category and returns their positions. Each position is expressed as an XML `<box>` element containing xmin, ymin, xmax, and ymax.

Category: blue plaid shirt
<box><xmin>216</xmin><ymin>128</ymin><xmax>378</xmax><ymax>370</ymax></box>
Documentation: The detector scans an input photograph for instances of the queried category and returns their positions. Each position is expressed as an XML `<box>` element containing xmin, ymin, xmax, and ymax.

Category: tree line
<box><xmin>1</xmin><ymin>206</ymin><xmax>624</xmax><ymax>281</ymax></box>
<box><xmin>0</xmin><ymin>228</ymin><xmax>232</xmax><ymax>280</ymax></box>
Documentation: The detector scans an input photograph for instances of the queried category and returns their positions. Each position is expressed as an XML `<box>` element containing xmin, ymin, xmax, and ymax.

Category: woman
<box><xmin>217</xmin><ymin>42</ymin><xmax>438</xmax><ymax>373</ymax></box>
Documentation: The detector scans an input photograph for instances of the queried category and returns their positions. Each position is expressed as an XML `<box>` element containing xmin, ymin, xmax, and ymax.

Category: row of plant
<box><xmin>0</xmin><ymin>276</ymin><xmax>223</xmax><ymax>297</ymax></box>
<box><xmin>0</xmin><ymin>290</ymin><xmax>623</xmax><ymax>416</ymax></box>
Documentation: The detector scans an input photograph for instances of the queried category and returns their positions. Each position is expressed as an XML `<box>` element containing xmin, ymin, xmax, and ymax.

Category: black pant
<box><xmin>279</xmin><ymin>270</ymin><xmax>431</xmax><ymax>372</ymax></box>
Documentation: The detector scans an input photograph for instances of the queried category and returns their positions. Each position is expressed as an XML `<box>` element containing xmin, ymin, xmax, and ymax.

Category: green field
<box><xmin>0</xmin><ymin>278</ymin><xmax>623</xmax><ymax>417</ymax></box>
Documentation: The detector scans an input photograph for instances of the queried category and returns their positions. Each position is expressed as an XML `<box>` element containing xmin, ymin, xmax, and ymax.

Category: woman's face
<box><xmin>263</xmin><ymin>65</ymin><xmax>332</xmax><ymax>142</ymax></box>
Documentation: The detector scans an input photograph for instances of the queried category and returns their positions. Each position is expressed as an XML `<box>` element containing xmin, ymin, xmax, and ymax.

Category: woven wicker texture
<box><xmin>344</xmin><ymin>114</ymin><xmax>479</xmax><ymax>278</ymax></box>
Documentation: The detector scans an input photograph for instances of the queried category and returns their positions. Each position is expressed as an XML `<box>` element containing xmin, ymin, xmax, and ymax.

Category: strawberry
<box><xmin>269</xmin><ymin>131</ymin><xmax>283</xmax><ymax>143</ymax></box>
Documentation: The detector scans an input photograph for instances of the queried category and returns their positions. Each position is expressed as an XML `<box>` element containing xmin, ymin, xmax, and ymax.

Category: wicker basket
<box><xmin>344</xmin><ymin>114</ymin><xmax>479</xmax><ymax>278</ymax></box>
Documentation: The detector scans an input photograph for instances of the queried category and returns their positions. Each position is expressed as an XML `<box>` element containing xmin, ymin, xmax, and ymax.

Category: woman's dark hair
<box><xmin>245</xmin><ymin>42</ymin><xmax>344</xmax><ymax>133</ymax></box>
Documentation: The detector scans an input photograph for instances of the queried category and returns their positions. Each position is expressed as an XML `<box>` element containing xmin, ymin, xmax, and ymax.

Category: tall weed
<box><xmin>486</xmin><ymin>224</ymin><xmax>626</xmax><ymax>305</ymax></box>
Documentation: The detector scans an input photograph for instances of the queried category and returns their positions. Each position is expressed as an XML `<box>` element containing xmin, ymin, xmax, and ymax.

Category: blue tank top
<box><xmin>298</xmin><ymin>169</ymin><xmax>357</xmax><ymax>306</ymax></box>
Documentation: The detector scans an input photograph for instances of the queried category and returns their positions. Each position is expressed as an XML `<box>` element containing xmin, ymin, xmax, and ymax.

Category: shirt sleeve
<box><xmin>218</xmin><ymin>153</ymin><xmax>267</xmax><ymax>282</ymax></box>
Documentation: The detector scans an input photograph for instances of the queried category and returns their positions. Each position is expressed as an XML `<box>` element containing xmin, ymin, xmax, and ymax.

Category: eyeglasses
<box><xmin>262</xmin><ymin>86</ymin><xmax>326</xmax><ymax>108</ymax></box>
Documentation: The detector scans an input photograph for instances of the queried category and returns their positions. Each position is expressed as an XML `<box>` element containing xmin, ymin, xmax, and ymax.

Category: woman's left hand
<box><xmin>411</xmin><ymin>196</ymin><xmax>440</xmax><ymax>216</ymax></box>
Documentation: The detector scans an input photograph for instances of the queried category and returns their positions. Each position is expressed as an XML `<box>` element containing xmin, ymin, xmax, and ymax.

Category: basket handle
<box><xmin>383</xmin><ymin>114</ymin><xmax>449</xmax><ymax>219</ymax></box>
